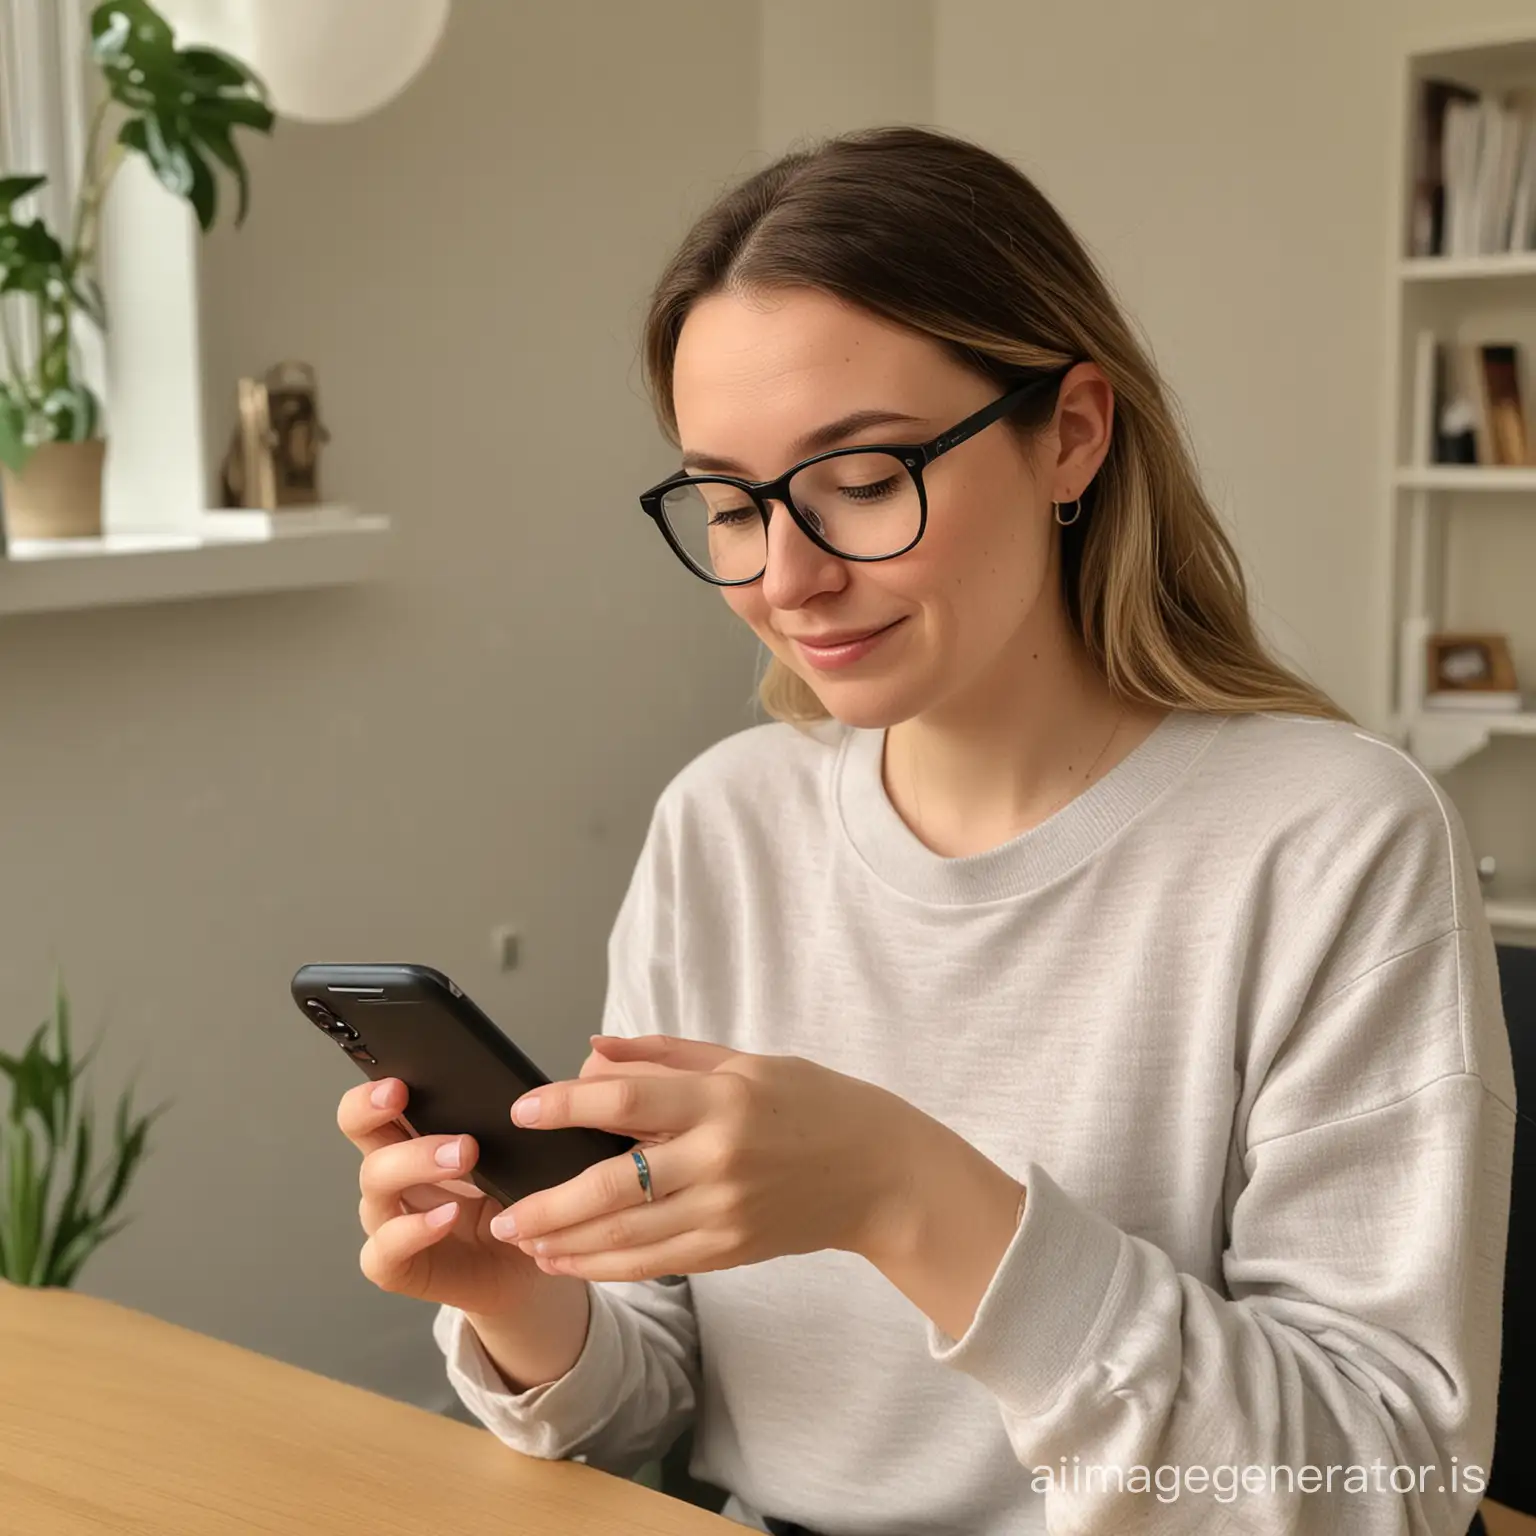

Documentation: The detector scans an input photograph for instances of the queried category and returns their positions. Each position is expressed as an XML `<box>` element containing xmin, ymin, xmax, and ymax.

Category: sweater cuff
<box><xmin>927</xmin><ymin>1161</ymin><xmax>1129</xmax><ymax>1415</ymax></box>
<box><xmin>433</xmin><ymin>1290</ymin><xmax>621</xmax><ymax>1458</ymax></box>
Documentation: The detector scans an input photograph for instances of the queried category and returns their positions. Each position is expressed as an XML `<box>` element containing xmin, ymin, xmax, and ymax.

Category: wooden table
<box><xmin>1486</xmin><ymin>1501</ymin><xmax>1536</xmax><ymax>1535</ymax></box>
<box><xmin>0</xmin><ymin>1282</ymin><xmax>736</xmax><ymax>1534</ymax></box>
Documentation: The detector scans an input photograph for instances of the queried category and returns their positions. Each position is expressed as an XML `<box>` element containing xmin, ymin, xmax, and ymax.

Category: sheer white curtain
<box><xmin>0</xmin><ymin>0</ymin><xmax>207</xmax><ymax>531</ymax></box>
<box><xmin>0</xmin><ymin>0</ymin><xmax>105</xmax><ymax>393</ymax></box>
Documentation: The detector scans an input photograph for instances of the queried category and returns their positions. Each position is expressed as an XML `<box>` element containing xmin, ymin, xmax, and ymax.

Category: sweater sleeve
<box><xmin>927</xmin><ymin>817</ymin><xmax>1517</xmax><ymax>1532</ymax></box>
<box><xmin>433</xmin><ymin>802</ymin><xmax>702</xmax><ymax>1478</ymax></box>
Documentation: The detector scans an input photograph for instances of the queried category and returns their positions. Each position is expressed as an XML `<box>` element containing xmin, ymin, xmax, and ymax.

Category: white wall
<box><xmin>759</xmin><ymin>0</ymin><xmax>933</xmax><ymax>157</ymax></box>
<box><xmin>0</xmin><ymin>0</ymin><xmax>760</xmax><ymax>1407</ymax></box>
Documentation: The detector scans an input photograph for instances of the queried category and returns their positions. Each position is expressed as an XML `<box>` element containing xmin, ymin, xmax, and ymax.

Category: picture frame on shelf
<box><xmin>264</xmin><ymin>361</ymin><xmax>329</xmax><ymax>507</ymax></box>
<box><xmin>217</xmin><ymin>362</ymin><xmax>330</xmax><ymax>510</ymax></box>
<box><xmin>1425</xmin><ymin>632</ymin><xmax>1523</xmax><ymax>711</ymax></box>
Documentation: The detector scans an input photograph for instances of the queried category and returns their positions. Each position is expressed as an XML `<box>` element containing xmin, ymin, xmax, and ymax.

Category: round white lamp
<box><xmin>158</xmin><ymin>0</ymin><xmax>451</xmax><ymax>124</ymax></box>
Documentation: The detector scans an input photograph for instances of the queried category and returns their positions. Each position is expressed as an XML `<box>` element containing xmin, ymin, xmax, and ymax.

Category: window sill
<box><xmin>0</xmin><ymin>506</ymin><xmax>391</xmax><ymax>617</ymax></box>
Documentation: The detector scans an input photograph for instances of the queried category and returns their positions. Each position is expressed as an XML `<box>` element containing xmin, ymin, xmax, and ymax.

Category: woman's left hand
<box><xmin>488</xmin><ymin>1035</ymin><xmax>929</xmax><ymax>1283</ymax></box>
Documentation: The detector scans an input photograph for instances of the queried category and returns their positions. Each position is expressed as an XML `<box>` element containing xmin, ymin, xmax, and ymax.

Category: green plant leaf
<box><xmin>4</xmin><ymin>220</ymin><xmax>66</xmax><ymax>264</ymax></box>
<box><xmin>98</xmin><ymin>1</ymin><xmax>273</xmax><ymax>236</ymax></box>
<box><xmin>117</xmin><ymin>118</ymin><xmax>149</xmax><ymax>156</ymax></box>
<box><xmin>80</xmin><ymin>385</ymin><xmax>102</xmax><ymax>441</ymax></box>
<box><xmin>194</xmin><ymin>120</ymin><xmax>248</xmax><ymax>226</ymax></box>
<box><xmin>185</xmin><ymin>146</ymin><xmax>217</xmax><ymax>232</ymax></box>
<box><xmin>43</xmin><ymin>1113</ymin><xmax>93</xmax><ymax>1284</ymax></box>
<box><xmin>52</xmin><ymin>973</ymin><xmax>72</xmax><ymax>1056</ymax></box>
<box><xmin>0</xmin><ymin>977</ymin><xmax>165</xmax><ymax>1286</ymax></box>
<box><xmin>190</xmin><ymin>95</ymin><xmax>275</xmax><ymax>134</ymax></box>
<box><xmin>0</xmin><ymin>175</ymin><xmax>46</xmax><ymax>217</ymax></box>
<box><xmin>100</xmin><ymin>1098</ymin><xmax>165</xmax><ymax>1221</ymax></box>
<box><xmin>41</xmin><ymin>385</ymin><xmax>101</xmax><ymax>443</ymax></box>
<box><xmin>0</xmin><ymin>218</ymin><xmax>67</xmax><ymax>297</ymax></box>
<box><xmin>50</xmin><ymin>974</ymin><xmax>74</xmax><ymax>1136</ymax></box>
<box><xmin>7</xmin><ymin>1024</ymin><xmax>52</xmax><ymax>1127</ymax></box>
<box><xmin>0</xmin><ymin>391</ymin><xmax>25</xmax><ymax>473</ymax></box>
<box><xmin>4</xmin><ymin>1119</ymin><xmax>42</xmax><ymax>1284</ymax></box>
<box><xmin>143</xmin><ymin>114</ymin><xmax>195</xmax><ymax>199</ymax></box>
<box><xmin>49</xmin><ymin>1217</ymin><xmax>129</xmax><ymax>1290</ymax></box>
<box><xmin>68</xmin><ymin>274</ymin><xmax>109</xmax><ymax>330</ymax></box>
<box><xmin>90</xmin><ymin>0</ymin><xmax>175</xmax><ymax>69</ymax></box>
<box><xmin>175</xmin><ymin>46</ymin><xmax>250</xmax><ymax>89</ymax></box>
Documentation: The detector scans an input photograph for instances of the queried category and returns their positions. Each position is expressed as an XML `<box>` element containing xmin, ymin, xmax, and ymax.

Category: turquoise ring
<box><xmin>631</xmin><ymin>1147</ymin><xmax>654</xmax><ymax>1203</ymax></box>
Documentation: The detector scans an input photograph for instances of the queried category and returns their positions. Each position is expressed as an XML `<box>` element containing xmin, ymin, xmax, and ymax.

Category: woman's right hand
<box><xmin>338</xmin><ymin>1077</ymin><xmax>550</xmax><ymax>1318</ymax></box>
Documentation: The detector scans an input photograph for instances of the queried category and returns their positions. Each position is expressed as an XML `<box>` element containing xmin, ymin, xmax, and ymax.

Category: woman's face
<box><xmin>669</xmin><ymin>286</ymin><xmax>1109</xmax><ymax>729</ymax></box>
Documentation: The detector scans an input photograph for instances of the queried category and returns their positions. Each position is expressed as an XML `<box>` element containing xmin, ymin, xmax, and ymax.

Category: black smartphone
<box><xmin>291</xmin><ymin>963</ymin><xmax>635</xmax><ymax>1207</ymax></box>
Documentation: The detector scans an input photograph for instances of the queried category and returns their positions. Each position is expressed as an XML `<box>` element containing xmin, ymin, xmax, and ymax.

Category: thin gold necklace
<box><xmin>1041</xmin><ymin>702</ymin><xmax>1127</xmax><ymax>820</ymax></box>
<box><xmin>906</xmin><ymin>703</ymin><xmax>1128</xmax><ymax>845</ymax></box>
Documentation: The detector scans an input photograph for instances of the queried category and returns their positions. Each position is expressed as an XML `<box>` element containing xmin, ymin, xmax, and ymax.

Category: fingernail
<box><xmin>434</xmin><ymin>1137</ymin><xmax>463</xmax><ymax>1170</ymax></box>
<box><xmin>425</xmin><ymin>1202</ymin><xmax>458</xmax><ymax>1229</ymax></box>
<box><xmin>490</xmin><ymin>1210</ymin><xmax>518</xmax><ymax>1241</ymax></box>
<box><xmin>512</xmin><ymin>1095</ymin><xmax>540</xmax><ymax>1126</ymax></box>
<box><xmin>371</xmin><ymin>1081</ymin><xmax>394</xmax><ymax>1108</ymax></box>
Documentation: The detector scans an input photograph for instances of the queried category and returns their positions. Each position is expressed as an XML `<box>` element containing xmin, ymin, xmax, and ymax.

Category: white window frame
<box><xmin>0</xmin><ymin>0</ymin><xmax>386</xmax><ymax>613</ymax></box>
<box><xmin>1</xmin><ymin>0</ymin><xmax>209</xmax><ymax>535</ymax></box>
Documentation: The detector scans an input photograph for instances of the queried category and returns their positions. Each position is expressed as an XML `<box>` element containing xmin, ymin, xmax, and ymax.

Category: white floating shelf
<box><xmin>1486</xmin><ymin>895</ymin><xmax>1536</xmax><ymax>934</ymax></box>
<box><xmin>1399</xmin><ymin>253</ymin><xmax>1536</xmax><ymax>282</ymax></box>
<box><xmin>1394</xmin><ymin>466</ymin><xmax>1536</xmax><ymax>493</ymax></box>
<box><xmin>0</xmin><ymin>506</ymin><xmax>391</xmax><ymax>617</ymax></box>
<box><xmin>1407</xmin><ymin>708</ymin><xmax>1536</xmax><ymax>772</ymax></box>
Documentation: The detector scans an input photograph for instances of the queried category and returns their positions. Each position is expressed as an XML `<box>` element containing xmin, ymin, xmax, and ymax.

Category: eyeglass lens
<box><xmin>659</xmin><ymin>450</ymin><xmax>920</xmax><ymax>581</ymax></box>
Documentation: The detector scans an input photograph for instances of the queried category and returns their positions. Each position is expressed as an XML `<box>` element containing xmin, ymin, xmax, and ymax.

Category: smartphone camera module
<box><xmin>304</xmin><ymin>998</ymin><xmax>359</xmax><ymax>1042</ymax></box>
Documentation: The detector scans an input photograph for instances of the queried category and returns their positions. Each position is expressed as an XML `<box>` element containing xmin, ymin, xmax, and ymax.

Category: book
<box><xmin>1443</xmin><ymin>97</ymin><xmax>1482</xmax><ymax>256</ymax></box>
<box><xmin>1412</xmin><ymin>79</ymin><xmax>1479</xmax><ymax>256</ymax></box>
<box><xmin>1433</xmin><ymin>339</ymin><xmax>1478</xmax><ymax>464</ymax></box>
<box><xmin>1413</xmin><ymin>329</ymin><xmax>1437</xmax><ymax>465</ymax></box>
<box><xmin>1456</xmin><ymin>342</ymin><xmax>1491</xmax><ymax>463</ymax></box>
<box><xmin>1440</xmin><ymin>93</ymin><xmax>1536</xmax><ymax>256</ymax></box>
<box><xmin>1477</xmin><ymin>343</ymin><xmax>1531</xmax><ymax>466</ymax></box>
<box><xmin>1482</xmin><ymin>100</ymin><xmax>1527</xmax><ymax>252</ymax></box>
<box><xmin>1510</xmin><ymin>111</ymin><xmax>1536</xmax><ymax>251</ymax></box>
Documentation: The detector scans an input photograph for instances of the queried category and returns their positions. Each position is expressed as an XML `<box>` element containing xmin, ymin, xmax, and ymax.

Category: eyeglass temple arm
<box><xmin>915</xmin><ymin>369</ymin><xmax>1071</xmax><ymax>468</ymax></box>
<box><xmin>643</xmin><ymin>366</ymin><xmax>1072</xmax><ymax>494</ymax></box>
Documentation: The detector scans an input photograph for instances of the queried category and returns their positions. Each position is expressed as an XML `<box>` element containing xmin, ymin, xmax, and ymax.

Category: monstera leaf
<box><xmin>91</xmin><ymin>0</ymin><xmax>274</xmax><ymax>230</ymax></box>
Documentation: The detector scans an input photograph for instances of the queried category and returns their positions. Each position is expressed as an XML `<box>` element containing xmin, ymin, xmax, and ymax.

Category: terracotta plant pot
<box><xmin>0</xmin><ymin>440</ymin><xmax>107</xmax><ymax>541</ymax></box>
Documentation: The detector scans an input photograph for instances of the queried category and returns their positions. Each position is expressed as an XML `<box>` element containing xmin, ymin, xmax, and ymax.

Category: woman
<box><xmin>337</xmin><ymin>127</ymin><xmax>1515</xmax><ymax>1534</ymax></box>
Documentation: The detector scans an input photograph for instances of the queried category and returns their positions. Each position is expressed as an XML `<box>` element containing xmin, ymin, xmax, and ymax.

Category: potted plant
<box><xmin>0</xmin><ymin>974</ymin><xmax>166</xmax><ymax>1288</ymax></box>
<box><xmin>0</xmin><ymin>0</ymin><xmax>273</xmax><ymax>540</ymax></box>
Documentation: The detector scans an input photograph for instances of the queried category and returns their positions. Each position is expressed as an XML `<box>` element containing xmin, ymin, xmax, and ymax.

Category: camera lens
<box><xmin>304</xmin><ymin>999</ymin><xmax>359</xmax><ymax>1041</ymax></box>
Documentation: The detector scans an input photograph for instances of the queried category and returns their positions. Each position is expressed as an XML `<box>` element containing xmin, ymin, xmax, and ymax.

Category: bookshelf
<box><xmin>1389</xmin><ymin>26</ymin><xmax>1536</xmax><ymax>942</ymax></box>
<box><xmin>1400</xmin><ymin>252</ymin><xmax>1536</xmax><ymax>281</ymax></box>
<box><xmin>1395</xmin><ymin>465</ymin><xmax>1536</xmax><ymax>490</ymax></box>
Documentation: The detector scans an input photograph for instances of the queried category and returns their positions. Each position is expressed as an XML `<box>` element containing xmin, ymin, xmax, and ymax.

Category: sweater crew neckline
<box><xmin>833</xmin><ymin>708</ymin><xmax>1227</xmax><ymax>905</ymax></box>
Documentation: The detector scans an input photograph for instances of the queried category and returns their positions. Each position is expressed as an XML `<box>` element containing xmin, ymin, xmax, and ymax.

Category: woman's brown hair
<box><xmin>641</xmin><ymin>125</ymin><xmax>1349</xmax><ymax>726</ymax></box>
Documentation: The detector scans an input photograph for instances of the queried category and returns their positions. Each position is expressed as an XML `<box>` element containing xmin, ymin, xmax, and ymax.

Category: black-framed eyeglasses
<box><xmin>638</xmin><ymin>366</ymin><xmax>1072</xmax><ymax>586</ymax></box>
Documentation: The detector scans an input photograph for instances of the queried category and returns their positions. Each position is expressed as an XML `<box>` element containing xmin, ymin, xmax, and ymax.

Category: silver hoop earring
<box><xmin>1053</xmin><ymin>498</ymin><xmax>1082</xmax><ymax>527</ymax></box>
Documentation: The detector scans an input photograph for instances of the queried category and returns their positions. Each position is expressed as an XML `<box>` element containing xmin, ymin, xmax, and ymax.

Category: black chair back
<box><xmin>1489</xmin><ymin>943</ymin><xmax>1535</xmax><ymax>1516</ymax></box>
